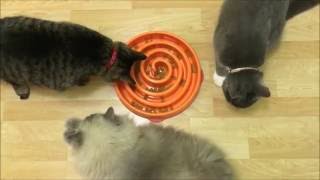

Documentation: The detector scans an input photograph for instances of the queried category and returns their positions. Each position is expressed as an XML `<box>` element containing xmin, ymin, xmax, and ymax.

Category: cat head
<box><xmin>102</xmin><ymin>42</ymin><xmax>146</xmax><ymax>85</ymax></box>
<box><xmin>222</xmin><ymin>70</ymin><xmax>270</xmax><ymax>108</ymax></box>
<box><xmin>64</xmin><ymin>107</ymin><xmax>139</xmax><ymax>152</ymax></box>
<box><xmin>64</xmin><ymin>107</ymin><xmax>140</xmax><ymax>177</ymax></box>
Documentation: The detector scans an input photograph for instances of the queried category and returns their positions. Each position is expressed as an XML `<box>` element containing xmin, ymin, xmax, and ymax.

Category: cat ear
<box><xmin>105</xmin><ymin>107</ymin><xmax>115</xmax><ymax>120</ymax></box>
<box><xmin>65</xmin><ymin>118</ymin><xmax>81</xmax><ymax>129</ymax></box>
<box><xmin>120</xmin><ymin>74</ymin><xmax>136</xmax><ymax>85</ymax></box>
<box><xmin>64</xmin><ymin>128</ymin><xmax>83</xmax><ymax>147</ymax></box>
<box><xmin>105</xmin><ymin>107</ymin><xmax>122</xmax><ymax>126</ymax></box>
<box><xmin>132</xmin><ymin>50</ymin><xmax>147</xmax><ymax>61</ymax></box>
<box><xmin>257</xmin><ymin>85</ymin><xmax>271</xmax><ymax>97</ymax></box>
<box><xmin>64</xmin><ymin>118</ymin><xmax>83</xmax><ymax>147</ymax></box>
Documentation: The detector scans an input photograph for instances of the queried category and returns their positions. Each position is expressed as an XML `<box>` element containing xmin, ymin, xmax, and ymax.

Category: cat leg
<box><xmin>213</xmin><ymin>60</ymin><xmax>228</xmax><ymax>87</ymax></box>
<box><xmin>11</xmin><ymin>83</ymin><xmax>30</xmax><ymax>99</ymax></box>
<box><xmin>214</xmin><ymin>72</ymin><xmax>226</xmax><ymax>87</ymax></box>
<box><xmin>77</xmin><ymin>76</ymin><xmax>90</xmax><ymax>86</ymax></box>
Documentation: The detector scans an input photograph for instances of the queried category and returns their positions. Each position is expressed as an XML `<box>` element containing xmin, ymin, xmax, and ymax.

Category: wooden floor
<box><xmin>0</xmin><ymin>1</ymin><xmax>319</xmax><ymax>180</ymax></box>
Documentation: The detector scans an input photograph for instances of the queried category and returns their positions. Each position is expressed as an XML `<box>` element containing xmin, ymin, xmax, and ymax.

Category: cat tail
<box><xmin>286</xmin><ymin>0</ymin><xmax>319</xmax><ymax>20</ymax></box>
<box><xmin>0</xmin><ymin>17</ymin><xmax>2</xmax><ymax>49</ymax></box>
<box><xmin>0</xmin><ymin>18</ymin><xmax>3</xmax><ymax>79</ymax></box>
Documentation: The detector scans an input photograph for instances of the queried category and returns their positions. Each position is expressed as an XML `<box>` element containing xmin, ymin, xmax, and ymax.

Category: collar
<box><xmin>213</xmin><ymin>66</ymin><xmax>261</xmax><ymax>87</ymax></box>
<box><xmin>105</xmin><ymin>47</ymin><xmax>118</xmax><ymax>70</ymax></box>
<box><xmin>226</xmin><ymin>67</ymin><xmax>261</xmax><ymax>74</ymax></box>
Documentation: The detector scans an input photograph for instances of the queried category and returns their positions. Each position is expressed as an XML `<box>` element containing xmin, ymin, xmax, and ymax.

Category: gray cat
<box><xmin>0</xmin><ymin>16</ymin><xmax>146</xmax><ymax>99</ymax></box>
<box><xmin>64</xmin><ymin>107</ymin><xmax>234</xmax><ymax>180</ymax></box>
<box><xmin>213</xmin><ymin>0</ymin><xmax>319</xmax><ymax>108</ymax></box>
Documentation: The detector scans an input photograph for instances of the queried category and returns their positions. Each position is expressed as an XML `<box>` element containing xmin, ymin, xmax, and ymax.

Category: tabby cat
<box><xmin>0</xmin><ymin>16</ymin><xmax>146</xmax><ymax>99</ymax></box>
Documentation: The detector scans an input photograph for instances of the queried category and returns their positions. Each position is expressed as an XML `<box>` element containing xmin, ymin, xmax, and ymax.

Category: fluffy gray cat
<box><xmin>64</xmin><ymin>107</ymin><xmax>234</xmax><ymax>180</ymax></box>
<box><xmin>0</xmin><ymin>16</ymin><xmax>146</xmax><ymax>99</ymax></box>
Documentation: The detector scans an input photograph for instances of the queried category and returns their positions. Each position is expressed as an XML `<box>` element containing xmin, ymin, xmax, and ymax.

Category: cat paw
<box><xmin>19</xmin><ymin>93</ymin><xmax>30</xmax><ymax>100</ymax></box>
<box><xmin>11</xmin><ymin>83</ymin><xmax>30</xmax><ymax>100</ymax></box>
<box><xmin>77</xmin><ymin>82</ymin><xmax>88</xmax><ymax>86</ymax></box>
<box><xmin>77</xmin><ymin>77</ymin><xmax>90</xmax><ymax>86</ymax></box>
<box><xmin>213</xmin><ymin>71</ymin><xmax>226</xmax><ymax>87</ymax></box>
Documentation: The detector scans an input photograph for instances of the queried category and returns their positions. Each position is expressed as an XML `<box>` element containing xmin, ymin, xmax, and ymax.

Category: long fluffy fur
<box><xmin>64</xmin><ymin>108</ymin><xmax>234</xmax><ymax>180</ymax></box>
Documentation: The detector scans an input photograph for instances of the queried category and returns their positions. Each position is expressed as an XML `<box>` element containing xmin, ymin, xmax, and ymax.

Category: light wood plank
<box><xmin>0</xmin><ymin>1</ymin><xmax>319</xmax><ymax>179</ymax></box>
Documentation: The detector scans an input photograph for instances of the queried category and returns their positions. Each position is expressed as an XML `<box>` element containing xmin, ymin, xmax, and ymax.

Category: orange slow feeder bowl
<box><xmin>115</xmin><ymin>32</ymin><xmax>203</xmax><ymax>122</ymax></box>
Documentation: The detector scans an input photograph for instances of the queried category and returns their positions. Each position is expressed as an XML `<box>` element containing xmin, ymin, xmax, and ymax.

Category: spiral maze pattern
<box><xmin>115</xmin><ymin>32</ymin><xmax>203</xmax><ymax>122</ymax></box>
